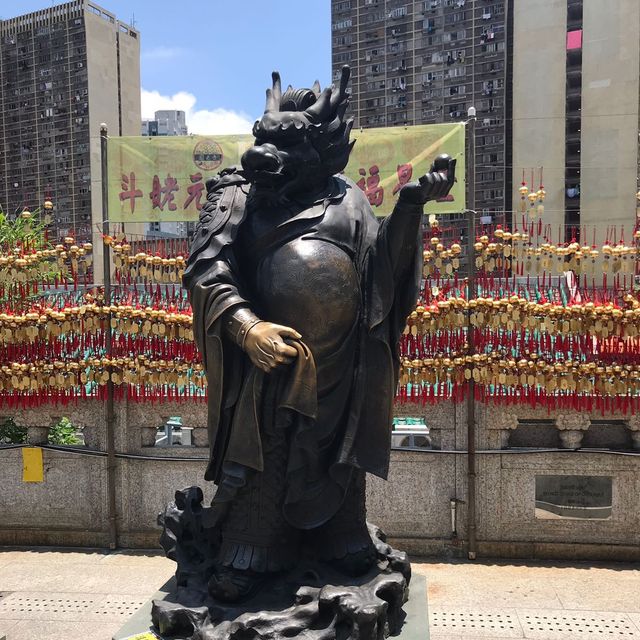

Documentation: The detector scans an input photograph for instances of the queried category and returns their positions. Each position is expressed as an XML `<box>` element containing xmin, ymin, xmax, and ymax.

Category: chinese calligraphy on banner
<box><xmin>107</xmin><ymin>123</ymin><xmax>465</xmax><ymax>222</ymax></box>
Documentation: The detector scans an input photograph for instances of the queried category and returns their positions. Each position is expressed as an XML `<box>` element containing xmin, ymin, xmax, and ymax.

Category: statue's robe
<box><xmin>183</xmin><ymin>168</ymin><xmax>422</xmax><ymax>531</ymax></box>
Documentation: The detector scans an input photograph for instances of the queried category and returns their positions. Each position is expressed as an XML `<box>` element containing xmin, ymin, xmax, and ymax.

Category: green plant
<box><xmin>0</xmin><ymin>417</ymin><xmax>27</xmax><ymax>444</ymax></box>
<box><xmin>48</xmin><ymin>417</ymin><xmax>82</xmax><ymax>445</ymax></box>
<box><xmin>0</xmin><ymin>208</ymin><xmax>45</xmax><ymax>247</ymax></box>
<box><xmin>0</xmin><ymin>205</ymin><xmax>73</xmax><ymax>309</ymax></box>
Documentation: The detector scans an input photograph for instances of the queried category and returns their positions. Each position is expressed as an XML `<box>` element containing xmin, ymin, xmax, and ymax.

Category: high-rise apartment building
<box><xmin>331</xmin><ymin>0</ymin><xmax>513</xmax><ymax>218</ymax></box>
<box><xmin>333</xmin><ymin>1</ymin><xmax>640</xmax><ymax>243</ymax></box>
<box><xmin>0</xmin><ymin>0</ymin><xmax>141</xmax><ymax>243</ymax></box>
<box><xmin>142</xmin><ymin>110</ymin><xmax>188</xmax><ymax>137</ymax></box>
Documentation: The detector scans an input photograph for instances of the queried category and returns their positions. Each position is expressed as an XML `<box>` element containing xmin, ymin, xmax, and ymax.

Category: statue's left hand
<box><xmin>398</xmin><ymin>155</ymin><xmax>457</xmax><ymax>205</ymax></box>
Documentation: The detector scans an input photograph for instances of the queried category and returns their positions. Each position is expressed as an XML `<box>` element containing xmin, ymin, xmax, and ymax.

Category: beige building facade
<box><xmin>512</xmin><ymin>0</ymin><xmax>640</xmax><ymax>246</ymax></box>
<box><xmin>83</xmin><ymin>2</ymin><xmax>142</xmax><ymax>281</ymax></box>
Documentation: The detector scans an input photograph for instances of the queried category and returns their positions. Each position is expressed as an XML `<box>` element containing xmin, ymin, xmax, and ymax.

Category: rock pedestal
<box><xmin>113</xmin><ymin>576</ymin><xmax>429</xmax><ymax>640</ymax></box>
<box><xmin>113</xmin><ymin>486</ymin><xmax>424</xmax><ymax>640</ymax></box>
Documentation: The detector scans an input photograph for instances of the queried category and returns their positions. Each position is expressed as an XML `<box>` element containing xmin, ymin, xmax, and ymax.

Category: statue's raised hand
<box><xmin>244</xmin><ymin>322</ymin><xmax>301</xmax><ymax>373</ymax></box>
<box><xmin>398</xmin><ymin>155</ymin><xmax>457</xmax><ymax>205</ymax></box>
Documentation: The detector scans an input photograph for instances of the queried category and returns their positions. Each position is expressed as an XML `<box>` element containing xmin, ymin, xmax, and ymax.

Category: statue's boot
<box><xmin>208</xmin><ymin>565</ymin><xmax>271</xmax><ymax>602</ymax></box>
<box><xmin>308</xmin><ymin>470</ymin><xmax>377</xmax><ymax>577</ymax></box>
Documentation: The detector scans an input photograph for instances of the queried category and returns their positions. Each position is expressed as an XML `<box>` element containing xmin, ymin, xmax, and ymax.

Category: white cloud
<box><xmin>141</xmin><ymin>88</ymin><xmax>254</xmax><ymax>136</ymax></box>
<box><xmin>142</xmin><ymin>46</ymin><xmax>187</xmax><ymax>61</ymax></box>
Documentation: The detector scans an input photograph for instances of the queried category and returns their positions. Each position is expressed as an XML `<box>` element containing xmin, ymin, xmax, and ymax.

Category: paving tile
<box><xmin>0</xmin><ymin>553</ymin><xmax>639</xmax><ymax>640</ymax></box>
<box><xmin>628</xmin><ymin>615</ymin><xmax>640</xmax><ymax>636</ymax></box>
<box><xmin>99</xmin><ymin>550</ymin><xmax>172</xmax><ymax>568</ymax></box>
<box><xmin>516</xmin><ymin>609</ymin><xmax>639</xmax><ymax>639</ymax></box>
<box><xmin>551</xmin><ymin>575</ymin><xmax>640</xmax><ymax>613</ymax></box>
<box><xmin>418</xmin><ymin>565</ymin><xmax>563</xmax><ymax>610</ymax></box>
<box><xmin>0</xmin><ymin>562</ymin><xmax>96</xmax><ymax>592</ymax></box>
<box><xmin>0</xmin><ymin>620</ymin><xmax>20</xmax><ymax>639</ymax></box>
<box><xmin>5</xmin><ymin>619</ymin><xmax>122</xmax><ymax>640</ymax></box>
<box><xmin>77</xmin><ymin>565</ymin><xmax>174</xmax><ymax>595</ymax></box>
<box><xmin>0</xmin><ymin>549</ymin><xmax>109</xmax><ymax>565</ymax></box>
<box><xmin>431</xmin><ymin>637</ymin><xmax>523</xmax><ymax>640</ymax></box>
<box><xmin>429</xmin><ymin>609</ymin><xmax>524</xmax><ymax>637</ymax></box>
<box><xmin>0</xmin><ymin>591</ymin><xmax>147</xmax><ymax>622</ymax></box>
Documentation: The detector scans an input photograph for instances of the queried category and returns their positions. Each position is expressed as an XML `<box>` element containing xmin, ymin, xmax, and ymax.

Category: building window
<box><xmin>567</xmin><ymin>29</ymin><xmax>582</xmax><ymax>50</ymax></box>
<box><xmin>424</xmin><ymin>87</ymin><xmax>442</xmax><ymax>99</ymax></box>
<box><xmin>443</xmin><ymin>29</ymin><xmax>466</xmax><ymax>41</ymax></box>
<box><xmin>445</xmin><ymin>11</ymin><xmax>466</xmax><ymax>24</ymax></box>
<box><xmin>334</xmin><ymin>52</ymin><xmax>352</xmax><ymax>63</ymax></box>
<box><xmin>423</xmin><ymin>18</ymin><xmax>437</xmax><ymax>32</ymax></box>
<box><xmin>481</xmin><ymin>41</ymin><xmax>505</xmax><ymax>54</ymax></box>
<box><xmin>332</xmin><ymin>18</ymin><xmax>353</xmax><ymax>30</ymax></box>
<box><xmin>423</xmin><ymin>70</ymin><xmax>444</xmax><ymax>83</ymax></box>
<box><xmin>423</xmin><ymin>34</ymin><xmax>442</xmax><ymax>47</ymax></box>
<box><xmin>334</xmin><ymin>34</ymin><xmax>353</xmax><ymax>46</ymax></box>
<box><xmin>447</xmin><ymin>66</ymin><xmax>466</xmax><ymax>78</ymax></box>
<box><xmin>389</xmin><ymin>6</ymin><xmax>407</xmax><ymax>18</ymax></box>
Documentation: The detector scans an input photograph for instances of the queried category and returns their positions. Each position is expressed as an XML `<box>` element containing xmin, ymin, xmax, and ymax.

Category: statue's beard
<box><xmin>248</xmin><ymin>164</ymin><xmax>327</xmax><ymax>208</ymax></box>
<box><xmin>250</xmin><ymin>184</ymin><xmax>291</xmax><ymax>207</ymax></box>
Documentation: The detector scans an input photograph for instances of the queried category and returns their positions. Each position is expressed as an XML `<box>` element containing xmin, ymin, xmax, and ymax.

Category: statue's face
<box><xmin>242</xmin><ymin>68</ymin><xmax>353</xmax><ymax>206</ymax></box>
<box><xmin>241</xmin><ymin>111</ymin><xmax>323</xmax><ymax>203</ymax></box>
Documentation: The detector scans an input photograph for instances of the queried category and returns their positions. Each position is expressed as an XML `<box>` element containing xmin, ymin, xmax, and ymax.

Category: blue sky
<box><xmin>6</xmin><ymin>0</ymin><xmax>332</xmax><ymax>133</ymax></box>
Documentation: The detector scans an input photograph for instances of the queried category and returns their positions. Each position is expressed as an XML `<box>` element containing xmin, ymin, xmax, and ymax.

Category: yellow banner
<box><xmin>22</xmin><ymin>447</ymin><xmax>44</xmax><ymax>483</ymax></box>
<box><xmin>108</xmin><ymin>123</ymin><xmax>465</xmax><ymax>222</ymax></box>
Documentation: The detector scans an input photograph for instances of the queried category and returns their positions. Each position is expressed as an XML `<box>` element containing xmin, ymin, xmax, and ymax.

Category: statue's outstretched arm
<box><xmin>380</xmin><ymin>155</ymin><xmax>457</xmax><ymax>281</ymax></box>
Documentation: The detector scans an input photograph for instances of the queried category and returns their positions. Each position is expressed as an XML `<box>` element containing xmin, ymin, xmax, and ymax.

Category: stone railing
<box><xmin>4</xmin><ymin>398</ymin><xmax>640</xmax><ymax>560</ymax></box>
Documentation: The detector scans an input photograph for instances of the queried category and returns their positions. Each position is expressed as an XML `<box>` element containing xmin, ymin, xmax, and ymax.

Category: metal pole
<box><xmin>101</xmin><ymin>124</ymin><xmax>118</xmax><ymax>550</ymax></box>
<box><xmin>465</xmin><ymin>107</ymin><xmax>478</xmax><ymax>560</ymax></box>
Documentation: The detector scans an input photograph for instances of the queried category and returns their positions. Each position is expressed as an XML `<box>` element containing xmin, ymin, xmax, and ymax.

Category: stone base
<box><xmin>131</xmin><ymin>486</ymin><xmax>418</xmax><ymax>639</ymax></box>
<box><xmin>113</xmin><ymin>574</ymin><xmax>428</xmax><ymax>640</ymax></box>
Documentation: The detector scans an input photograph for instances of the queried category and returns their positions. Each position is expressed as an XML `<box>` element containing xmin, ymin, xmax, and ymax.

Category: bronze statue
<box><xmin>158</xmin><ymin>66</ymin><xmax>455</xmax><ymax>637</ymax></box>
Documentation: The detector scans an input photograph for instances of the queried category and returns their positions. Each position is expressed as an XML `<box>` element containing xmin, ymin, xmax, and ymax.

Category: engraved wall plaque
<box><xmin>535</xmin><ymin>475</ymin><xmax>612</xmax><ymax>520</ymax></box>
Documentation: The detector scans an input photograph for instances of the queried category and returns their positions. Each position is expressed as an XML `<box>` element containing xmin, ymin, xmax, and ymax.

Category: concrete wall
<box><xmin>511</xmin><ymin>0</ymin><xmax>640</xmax><ymax>245</ymax></box>
<box><xmin>580</xmin><ymin>0</ymin><xmax>640</xmax><ymax>244</ymax></box>
<box><xmin>85</xmin><ymin>10</ymin><xmax>143</xmax><ymax>283</ymax></box>
<box><xmin>511</xmin><ymin>0</ymin><xmax>567</xmax><ymax>236</ymax></box>
<box><xmin>3</xmin><ymin>398</ymin><xmax>640</xmax><ymax>561</ymax></box>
